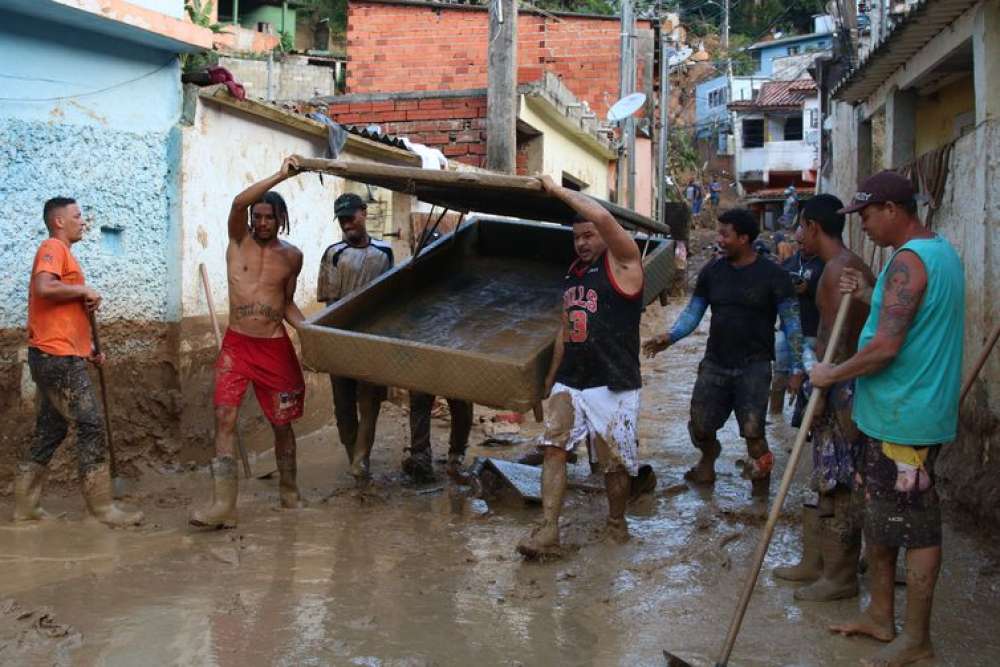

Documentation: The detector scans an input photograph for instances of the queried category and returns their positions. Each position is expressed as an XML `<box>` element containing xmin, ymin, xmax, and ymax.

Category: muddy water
<box><xmin>2</xmin><ymin>301</ymin><xmax>999</xmax><ymax>666</ymax></box>
<box><xmin>357</xmin><ymin>257</ymin><xmax>564</xmax><ymax>357</ymax></box>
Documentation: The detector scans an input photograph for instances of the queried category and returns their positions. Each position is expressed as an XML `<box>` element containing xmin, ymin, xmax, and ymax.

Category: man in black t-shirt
<box><xmin>644</xmin><ymin>209</ymin><xmax>805</xmax><ymax>497</ymax></box>
<box><xmin>517</xmin><ymin>176</ymin><xmax>645</xmax><ymax>560</ymax></box>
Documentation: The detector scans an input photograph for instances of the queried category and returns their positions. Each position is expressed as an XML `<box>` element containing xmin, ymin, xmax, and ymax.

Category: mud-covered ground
<box><xmin>2</xmin><ymin>301</ymin><xmax>999</xmax><ymax>666</ymax></box>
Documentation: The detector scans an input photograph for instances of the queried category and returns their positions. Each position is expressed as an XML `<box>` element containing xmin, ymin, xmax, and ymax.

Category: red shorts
<box><xmin>213</xmin><ymin>328</ymin><xmax>305</xmax><ymax>425</ymax></box>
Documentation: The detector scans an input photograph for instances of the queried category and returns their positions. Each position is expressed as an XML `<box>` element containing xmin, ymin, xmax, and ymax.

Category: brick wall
<box><xmin>346</xmin><ymin>1</ymin><xmax>651</xmax><ymax>119</ymax></box>
<box><xmin>327</xmin><ymin>93</ymin><xmax>489</xmax><ymax>167</ymax></box>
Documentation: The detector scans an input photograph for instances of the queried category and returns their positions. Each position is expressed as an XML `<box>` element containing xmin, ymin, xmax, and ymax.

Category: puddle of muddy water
<box><xmin>1</xmin><ymin>302</ymin><xmax>999</xmax><ymax>666</ymax></box>
<box><xmin>357</xmin><ymin>257</ymin><xmax>564</xmax><ymax>357</ymax></box>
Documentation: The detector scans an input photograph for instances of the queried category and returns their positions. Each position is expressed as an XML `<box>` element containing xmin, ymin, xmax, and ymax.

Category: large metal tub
<box><xmin>300</xmin><ymin>216</ymin><xmax>674</xmax><ymax>412</ymax></box>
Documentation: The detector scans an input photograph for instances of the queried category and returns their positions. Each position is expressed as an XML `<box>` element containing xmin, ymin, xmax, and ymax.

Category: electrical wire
<box><xmin>0</xmin><ymin>57</ymin><xmax>177</xmax><ymax>103</ymax></box>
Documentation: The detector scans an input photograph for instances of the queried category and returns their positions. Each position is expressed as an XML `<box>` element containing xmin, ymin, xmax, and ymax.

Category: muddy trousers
<box><xmin>688</xmin><ymin>359</ymin><xmax>771</xmax><ymax>470</ymax></box>
<box><xmin>330</xmin><ymin>376</ymin><xmax>384</xmax><ymax>468</ymax></box>
<box><xmin>408</xmin><ymin>392</ymin><xmax>473</xmax><ymax>457</ymax></box>
<box><xmin>24</xmin><ymin>348</ymin><xmax>105</xmax><ymax>475</ymax></box>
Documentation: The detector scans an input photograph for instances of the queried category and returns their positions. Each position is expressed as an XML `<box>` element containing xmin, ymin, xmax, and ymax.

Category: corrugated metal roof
<box><xmin>343</xmin><ymin>125</ymin><xmax>410</xmax><ymax>150</ymax></box>
<box><xmin>729</xmin><ymin>78</ymin><xmax>817</xmax><ymax>111</ymax></box>
<box><xmin>832</xmin><ymin>0</ymin><xmax>979</xmax><ymax>104</ymax></box>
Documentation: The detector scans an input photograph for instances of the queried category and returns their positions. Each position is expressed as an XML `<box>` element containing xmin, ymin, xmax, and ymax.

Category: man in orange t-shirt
<box><xmin>13</xmin><ymin>197</ymin><xmax>143</xmax><ymax>527</ymax></box>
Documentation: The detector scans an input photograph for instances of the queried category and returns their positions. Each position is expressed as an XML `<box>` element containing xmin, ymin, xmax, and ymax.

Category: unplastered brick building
<box><xmin>319</xmin><ymin>0</ymin><xmax>651</xmax><ymax>205</ymax></box>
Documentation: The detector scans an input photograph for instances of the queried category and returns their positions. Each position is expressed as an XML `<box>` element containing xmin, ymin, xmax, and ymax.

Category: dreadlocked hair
<box><xmin>252</xmin><ymin>191</ymin><xmax>290</xmax><ymax>234</ymax></box>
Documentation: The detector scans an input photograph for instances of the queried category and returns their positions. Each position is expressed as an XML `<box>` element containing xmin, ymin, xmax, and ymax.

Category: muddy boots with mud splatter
<box><xmin>190</xmin><ymin>457</ymin><xmax>238</xmax><ymax>529</ymax></box>
<box><xmin>517</xmin><ymin>450</ymin><xmax>567</xmax><ymax>559</ymax></box>
<box><xmin>605</xmin><ymin>469</ymin><xmax>631</xmax><ymax>544</ymax></box>
<box><xmin>12</xmin><ymin>462</ymin><xmax>52</xmax><ymax>522</ymax></box>
<box><xmin>794</xmin><ymin>489</ymin><xmax>861</xmax><ymax>601</ymax></box>
<box><xmin>773</xmin><ymin>503</ymin><xmax>823</xmax><ymax>582</ymax></box>
<box><xmin>81</xmin><ymin>463</ymin><xmax>144</xmax><ymax>527</ymax></box>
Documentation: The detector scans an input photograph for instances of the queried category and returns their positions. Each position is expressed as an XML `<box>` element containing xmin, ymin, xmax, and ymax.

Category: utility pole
<box><xmin>617</xmin><ymin>0</ymin><xmax>635</xmax><ymax>208</ymax></box>
<box><xmin>657</xmin><ymin>15</ymin><xmax>671</xmax><ymax>226</ymax></box>
<box><xmin>723</xmin><ymin>0</ymin><xmax>736</xmax><ymax>170</ymax></box>
<box><xmin>486</xmin><ymin>0</ymin><xmax>517</xmax><ymax>174</ymax></box>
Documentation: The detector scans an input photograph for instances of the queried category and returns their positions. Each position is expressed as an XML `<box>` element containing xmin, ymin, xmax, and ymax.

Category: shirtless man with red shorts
<box><xmin>191</xmin><ymin>156</ymin><xmax>307</xmax><ymax>529</ymax></box>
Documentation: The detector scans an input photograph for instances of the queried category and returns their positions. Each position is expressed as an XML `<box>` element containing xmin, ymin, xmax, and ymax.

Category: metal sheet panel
<box><xmin>300</xmin><ymin>216</ymin><xmax>674</xmax><ymax>411</ymax></box>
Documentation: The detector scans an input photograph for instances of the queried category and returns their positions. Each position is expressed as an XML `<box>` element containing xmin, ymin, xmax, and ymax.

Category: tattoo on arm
<box><xmin>878</xmin><ymin>255</ymin><xmax>925</xmax><ymax>339</ymax></box>
<box><xmin>777</xmin><ymin>297</ymin><xmax>805</xmax><ymax>371</ymax></box>
<box><xmin>667</xmin><ymin>296</ymin><xmax>709</xmax><ymax>344</ymax></box>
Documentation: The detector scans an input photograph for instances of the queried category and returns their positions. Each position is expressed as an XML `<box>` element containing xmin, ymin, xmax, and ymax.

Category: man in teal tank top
<box><xmin>810</xmin><ymin>171</ymin><xmax>964</xmax><ymax>667</ymax></box>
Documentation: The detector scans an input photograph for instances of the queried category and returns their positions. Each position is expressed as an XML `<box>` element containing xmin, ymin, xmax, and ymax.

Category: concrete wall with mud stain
<box><xmin>0</xmin><ymin>10</ymin><xmax>186</xmax><ymax>487</ymax></box>
<box><xmin>0</xmin><ymin>13</ymin><xmax>416</xmax><ymax>487</ymax></box>
<box><xmin>827</xmin><ymin>104</ymin><xmax>1000</xmax><ymax>526</ymax></box>
<box><xmin>175</xmin><ymin>92</ymin><xmax>418</xmax><ymax>463</ymax></box>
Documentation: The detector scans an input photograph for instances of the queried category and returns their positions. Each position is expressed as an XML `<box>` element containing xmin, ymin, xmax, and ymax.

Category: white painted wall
<box><xmin>179</xmin><ymin>99</ymin><xmax>403</xmax><ymax>319</ymax></box>
<box><xmin>519</xmin><ymin>96</ymin><xmax>611</xmax><ymax>199</ymax></box>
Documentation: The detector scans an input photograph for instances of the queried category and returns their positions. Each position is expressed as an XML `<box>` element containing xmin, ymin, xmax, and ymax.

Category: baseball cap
<box><xmin>839</xmin><ymin>170</ymin><xmax>915</xmax><ymax>214</ymax></box>
<box><xmin>334</xmin><ymin>192</ymin><xmax>366</xmax><ymax>217</ymax></box>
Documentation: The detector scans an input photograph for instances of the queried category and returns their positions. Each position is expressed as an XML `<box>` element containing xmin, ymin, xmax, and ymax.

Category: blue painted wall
<box><xmin>695</xmin><ymin>74</ymin><xmax>730</xmax><ymax>138</ymax></box>
<box><xmin>750</xmin><ymin>33</ymin><xmax>833</xmax><ymax>78</ymax></box>
<box><xmin>0</xmin><ymin>10</ymin><xmax>183</xmax><ymax>328</ymax></box>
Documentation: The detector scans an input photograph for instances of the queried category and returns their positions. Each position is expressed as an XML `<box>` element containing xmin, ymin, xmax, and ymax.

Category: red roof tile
<box><xmin>729</xmin><ymin>78</ymin><xmax>817</xmax><ymax>110</ymax></box>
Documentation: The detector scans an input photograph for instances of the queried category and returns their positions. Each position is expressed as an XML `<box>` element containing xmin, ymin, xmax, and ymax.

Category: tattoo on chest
<box><xmin>234</xmin><ymin>302</ymin><xmax>283</xmax><ymax>322</ymax></box>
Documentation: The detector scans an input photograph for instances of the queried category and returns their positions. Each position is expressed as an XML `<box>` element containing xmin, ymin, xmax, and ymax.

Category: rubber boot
<box><xmin>189</xmin><ymin>457</ymin><xmax>238</xmax><ymax>529</ymax></box>
<box><xmin>81</xmin><ymin>463</ymin><xmax>144</xmax><ymax>527</ymax></box>
<box><xmin>773</xmin><ymin>504</ymin><xmax>823</xmax><ymax>582</ymax></box>
<box><xmin>770</xmin><ymin>372</ymin><xmax>789</xmax><ymax>415</ymax></box>
<box><xmin>517</xmin><ymin>453</ymin><xmax>566</xmax><ymax>559</ymax></box>
<box><xmin>605</xmin><ymin>470</ymin><xmax>631</xmax><ymax>544</ymax></box>
<box><xmin>401</xmin><ymin>446</ymin><xmax>436</xmax><ymax>483</ymax></box>
<box><xmin>795</xmin><ymin>490</ymin><xmax>861</xmax><ymax>601</ymax></box>
<box><xmin>794</xmin><ymin>524</ymin><xmax>861</xmax><ymax>601</ymax></box>
<box><xmin>277</xmin><ymin>458</ymin><xmax>304</xmax><ymax>509</ymax></box>
<box><xmin>13</xmin><ymin>462</ymin><xmax>51</xmax><ymax>523</ymax></box>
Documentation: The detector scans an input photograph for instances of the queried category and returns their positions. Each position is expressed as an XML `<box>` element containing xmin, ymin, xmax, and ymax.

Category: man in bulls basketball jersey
<box><xmin>517</xmin><ymin>175</ymin><xmax>645</xmax><ymax>559</ymax></box>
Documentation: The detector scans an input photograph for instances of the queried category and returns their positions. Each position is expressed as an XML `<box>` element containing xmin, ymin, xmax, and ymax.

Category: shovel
<box><xmin>664</xmin><ymin>293</ymin><xmax>853</xmax><ymax>667</ymax></box>
<box><xmin>88</xmin><ymin>311</ymin><xmax>126</xmax><ymax>499</ymax></box>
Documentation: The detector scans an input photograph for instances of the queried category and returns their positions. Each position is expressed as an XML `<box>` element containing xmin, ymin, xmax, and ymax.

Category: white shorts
<box><xmin>540</xmin><ymin>382</ymin><xmax>640</xmax><ymax>476</ymax></box>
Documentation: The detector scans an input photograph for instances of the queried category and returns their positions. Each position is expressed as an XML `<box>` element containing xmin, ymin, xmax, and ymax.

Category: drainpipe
<box><xmin>232</xmin><ymin>0</ymin><xmax>239</xmax><ymax>25</ymax></box>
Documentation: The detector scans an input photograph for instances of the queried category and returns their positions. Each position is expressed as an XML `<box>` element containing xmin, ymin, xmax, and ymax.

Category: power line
<box><xmin>0</xmin><ymin>57</ymin><xmax>176</xmax><ymax>103</ymax></box>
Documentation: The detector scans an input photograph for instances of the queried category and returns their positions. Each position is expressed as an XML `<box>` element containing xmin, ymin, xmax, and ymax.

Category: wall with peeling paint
<box><xmin>0</xmin><ymin>10</ymin><xmax>183</xmax><ymax>329</ymax></box>
<box><xmin>827</xmin><ymin>96</ymin><xmax>1000</xmax><ymax>524</ymax></box>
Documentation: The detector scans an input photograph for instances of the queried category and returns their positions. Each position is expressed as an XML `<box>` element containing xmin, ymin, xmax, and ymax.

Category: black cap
<box><xmin>334</xmin><ymin>192</ymin><xmax>366</xmax><ymax>217</ymax></box>
<box><xmin>839</xmin><ymin>170</ymin><xmax>916</xmax><ymax>214</ymax></box>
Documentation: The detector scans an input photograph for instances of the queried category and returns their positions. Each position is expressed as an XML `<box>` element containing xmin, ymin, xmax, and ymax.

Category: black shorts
<box><xmin>689</xmin><ymin>358</ymin><xmax>771</xmax><ymax>440</ymax></box>
<box><xmin>861</xmin><ymin>437</ymin><xmax>942</xmax><ymax>549</ymax></box>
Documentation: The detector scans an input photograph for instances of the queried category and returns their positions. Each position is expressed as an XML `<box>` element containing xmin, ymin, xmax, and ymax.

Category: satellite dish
<box><xmin>607</xmin><ymin>92</ymin><xmax>647</xmax><ymax>122</ymax></box>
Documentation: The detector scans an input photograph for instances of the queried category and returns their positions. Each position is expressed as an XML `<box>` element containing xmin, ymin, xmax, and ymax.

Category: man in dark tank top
<box><xmin>517</xmin><ymin>176</ymin><xmax>645</xmax><ymax>560</ymax></box>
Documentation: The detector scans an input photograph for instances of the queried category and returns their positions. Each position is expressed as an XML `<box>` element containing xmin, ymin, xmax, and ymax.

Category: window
<box><xmin>708</xmin><ymin>87</ymin><xmax>728</xmax><ymax>108</ymax></box>
<box><xmin>784</xmin><ymin>114</ymin><xmax>803</xmax><ymax>141</ymax></box>
<box><xmin>743</xmin><ymin>119</ymin><xmax>764</xmax><ymax>148</ymax></box>
<box><xmin>751</xmin><ymin>50</ymin><xmax>762</xmax><ymax>72</ymax></box>
<box><xmin>809</xmin><ymin>109</ymin><xmax>819</xmax><ymax>129</ymax></box>
<box><xmin>787</xmin><ymin>46</ymin><xmax>800</xmax><ymax>56</ymax></box>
